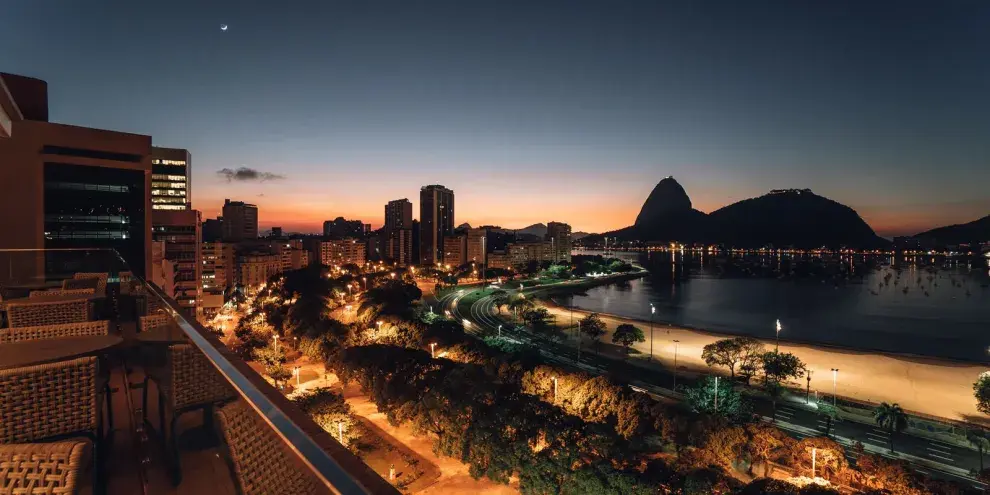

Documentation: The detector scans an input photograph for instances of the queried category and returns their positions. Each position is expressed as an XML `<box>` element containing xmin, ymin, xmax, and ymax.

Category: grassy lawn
<box><xmin>350</xmin><ymin>414</ymin><xmax>441</xmax><ymax>492</ymax></box>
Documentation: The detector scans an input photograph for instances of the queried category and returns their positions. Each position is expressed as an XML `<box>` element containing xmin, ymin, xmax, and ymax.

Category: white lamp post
<box><xmin>831</xmin><ymin>368</ymin><xmax>839</xmax><ymax>407</ymax></box>
<box><xmin>430</xmin><ymin>342</ymin><xmax>437</xmax><ymax>359</ymax></box>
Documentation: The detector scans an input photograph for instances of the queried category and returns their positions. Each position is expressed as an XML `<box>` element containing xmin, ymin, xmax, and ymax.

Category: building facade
<box><xmin>508</xmin><ymin>241</ymin><xmax>552</xmax><ymax>268</ymax></box>
<box><xmin>545</xmin><ymin>221</ymin><xmax>572</xmax><ymax>263</ymax></box>
<box><xmin>152</xmin><ymin>209</ymin><xmax>202</xmax><ymax>317</ymax></box>
<box><xmin>385</xmin><ymin>199</ymin><xmax>413</xmax><ymax>232</ymax></box>
<box><xmin>221</xmin><ymin>199</ymin><xmax>258</xmax><ymax>242</ymax></box>
<box><xmin>150</xmin><ymin>147</ymin><xmax>191</xmax><ymax>211</ymax></box>
<box><xmin>323</xmin><ymin>217</ymin><xmax>365</xmax><ymax>239</ymax></box>
<box><xmin>237</xmin><ymin>253</ymin><xmax>281</xmax><ymax>288</ymax></box>
<box><xmin>275</xmin><ymin>239</ymin><xmax>309</xmax><ymax>271</ymax></box>
<box><xmin>0</xmin><ymin>73</ymin><xmax>153</xmax><ymax>278</ymax></box>
<box><xmin>419</xmin><ymin>185</ymin><xmax>454</xmax><ymax>265</ymax></box>
<box><xmin>466</xmin><ymin>227</ymin><xmax>487</xmax><ymax>264</ymax></box>
<box><xmin>486</xmin><ymin>251</ymin><xmax>512</xmax><ymax>270</ymax></box>
<box><xmin>442</xmin><ymin>234</ymin><xmax>466</xmax><ymax>267</ymax></box>
<box><xmin>201</xmin><ymin>241</ymin><xmax>233</xmax><ymax>296</ymax></box>
<box><xmin>384</xmin><ymin>229</ymin><xmax>413</xmax><ymax>266</ymax></box>
<box><xmin>316</xmin><ymin>239</ymin><xmax>366</xmax><ymax>267</ymax></box>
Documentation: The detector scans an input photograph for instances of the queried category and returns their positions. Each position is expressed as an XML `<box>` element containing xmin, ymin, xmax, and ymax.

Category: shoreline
<box><xmin>544</xmin><ymin>297</ymin><xmax>982</xmax><ymax>369</ymax></box>
<box><xmin>533</xmin><ymin>294</ymin><xmax>988</xmax><ymax>426</ymax></box>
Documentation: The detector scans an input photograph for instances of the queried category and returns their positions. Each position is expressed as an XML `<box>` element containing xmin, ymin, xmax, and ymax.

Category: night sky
<box><xmin>3</xmin><ymin>1</ymin><xmax>988</xmax><ymax>236</ymax></box>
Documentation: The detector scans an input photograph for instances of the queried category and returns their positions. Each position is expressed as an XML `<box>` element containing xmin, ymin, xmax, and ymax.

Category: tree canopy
<box><xmin>701</xmin><ymin>337</ymin><xmax>765</xmax><ymax>379</ymax></box>
<box><xmin>612</xmin><ymin>324</ymin><xmax>645</xmax><ymax>356</ymax></box>
<box><xmin>975</xmin><ymin>371</ymin><xmax>990</xmax><ymax>416</ymax></box>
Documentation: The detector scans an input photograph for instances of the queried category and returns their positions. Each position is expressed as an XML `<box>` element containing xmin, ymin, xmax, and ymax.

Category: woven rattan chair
<box><xmin>0</xmin><ymin>441</ymin><xmax>91</xmax><ymax>495</ymax></box>
<box><xmin>0</xmin><ymin>320</ymin><xmax>110</xmax><ymax>344</ymax></box>
<box><xmin>138</xmin><ymin>313</ymin><xmax>171</xmax><ymax>333</ymax></box>
<box><xmin>29</xmin><ymin>288</ymin><xmax>96</xmax><ymax>299</ymax></box>
<box><xmin>69</xmin><ymin>273</ymin><xmax>108</xmax><ymax>295</ymax></box>
<box><xmin>5</xmin><ymin>299</ymin><xmax>92</xmax><ymax>328</ymax></box>
<box><xmin>214</xmin><ymin>401</ymin><xmax>322</xmax><ymax>495</ymax></box>
<box><xmin>0</xmin><ymin>357</ymin><xmax>104</xmax><ymax>444</ymax></box>
<box><xmin>142</xmin><ymin>344</ymin><xmax>235</xmax><ymax>485</ymax></box>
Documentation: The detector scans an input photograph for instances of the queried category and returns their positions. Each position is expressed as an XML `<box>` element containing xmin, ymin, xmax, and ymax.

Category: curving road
<box><xmin>433</xmin><ymin>285</ymin><xmax>988</xmax><ymax>490</ymax></box>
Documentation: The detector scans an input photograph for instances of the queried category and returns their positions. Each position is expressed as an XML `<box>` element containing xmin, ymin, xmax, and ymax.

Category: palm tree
<box><xmin>874</xmin><ymin>402</ymin><xmax>908</xmax><ymax>453</ymax></box>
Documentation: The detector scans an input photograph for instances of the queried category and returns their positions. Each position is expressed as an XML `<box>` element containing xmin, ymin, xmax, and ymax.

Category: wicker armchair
<box><xmin>69</xmin><ymin>273</ymin><xmax>107</xmax><ymax>295</ymax></box>
<box><xmin>143</xmin><ymin>344</ymin><xmax>235</xmax><ymax>485</ymax></box>
<box><xmin>5</xmin><ymin>299</ymin><xmax>92</xmax><ymax>328</ymax></box>
<box><xmin>0</xmin><ymin>441</ymin><xmax>91</xmax><ymax>495</ymax></box>
<box><xmin>138</xmin><ymin>313</ymin><xmax>171</xmax><ymax>333</ymax></box>
<box><xmin>215</xmin><ymin>402</ymin><xmax>322</xmax><ymax>495</ymax></box>
<box><xmin>0</xmin><ymin>320</ymin><xmax>110</xmax><ymax>344</ymax></box>
<box><xmin>29</xmin><ymin>288</ymin><xmax>96</xmax><ymax>299</ymax></box>
<box><xmin>0</xmin><ymin>356</ymin><xmax>105</xmax><ymax>444</ymax></box>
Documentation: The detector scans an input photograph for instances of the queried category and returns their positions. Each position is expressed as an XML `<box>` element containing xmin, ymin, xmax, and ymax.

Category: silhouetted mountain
<box><xmin>572</xmin><ymin>232</ymin><xmax>590</xmax><ymax>241</ymax></box>
<box><xmin>913</xmin><ymin>215</ymin><xmax>990</xmax><ymax>245</ymax></box>
<box><xmin>590</xmin><ymin>179</ymin><xmax>887</xmax><ymax>249</ymax></box>
<box><xmin>607</xmin><ymin>177</ymin><xmax>709</xmax><ymax>242</ymax></box>
<box><xmin>515</xmin><ymin>223</ymin><xmax>548</xmax><ymax>237</ymax></box>
<box><xmin>709</xmin><ymin>189</ymin><xmax>887</xmax><ymax>249</ymax></box>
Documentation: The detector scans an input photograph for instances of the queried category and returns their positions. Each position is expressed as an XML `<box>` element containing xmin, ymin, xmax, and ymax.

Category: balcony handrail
<box><xmin>0</xmin><ymin>248</ymin><xmax>397</xmax><ymax>493</ymax></box>
<box><xmin>142</xmin><ymin>279</ymin><xmax>394</xmax><ymax>495</ymax></box>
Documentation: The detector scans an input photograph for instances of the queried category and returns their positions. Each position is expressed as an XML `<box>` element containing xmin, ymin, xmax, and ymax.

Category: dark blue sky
<box><xmin>4</xmin><ymin>0</ymin><xmax>988</xmax><ymax>235</ymax></box>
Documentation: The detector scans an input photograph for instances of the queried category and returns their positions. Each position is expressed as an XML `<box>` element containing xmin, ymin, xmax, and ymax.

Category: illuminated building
<box><xmin>545</xmin><ymin>221</ymin><xmax>572</xmax><ymax>263</ymax></box>
<box><xmin>150</xmin><ymin>147</ymin><xmax>191</xmax><ymax>210</ymax></box>
<box><xmin>317</xmin><ymin>238</ymin><xmax>366</xmax><ymax>267</ymax></box>
<box><xmin>152</xmin><ymin>209</ymin><xmax>202</xmax><ymax>317</ymax></box>
<box><xmin>442</xmin><ymin>234</ymin><xmax>467</xmax><ymax>267</ymax></box>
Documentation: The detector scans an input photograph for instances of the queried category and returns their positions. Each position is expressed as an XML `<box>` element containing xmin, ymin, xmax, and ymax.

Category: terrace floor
<box><xmin>103</xmin><ymin>361</ymin><xmax>237</xmax><ymax>495</ymax></box>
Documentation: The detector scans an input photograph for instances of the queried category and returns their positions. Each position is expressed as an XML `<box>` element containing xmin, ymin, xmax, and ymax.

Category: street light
<box><xmin>811</xmin><ymin>447</ymin><xmax>817</xmax><ymax>479</ymax></box>
<box><xmin>498</xmin><ymin>324</ymin><xmax>502</xmax><ymax>338</ymax></box>
<box><xmin>806</xmin><ymin>369</ymin><xmax>814</xmax><ymax>404</ymax></box>
<box><xmin>672</xmin><ymin>340</ymin><xmax>680</xmax><ymax>389</ymax></box>
<box><xmin>375</xmin><ymin>320</ymin><xmax>383</xmax><ymax>337</ymax></box>
<box><xmin>830</xmin><ymin>368</ymin><xmax>839</xmax><ymax>407</ymax></box>
<box><xmin>713</xmin><ymin>376</ymin><xmax>719</xmax><ymax>414</ymax></box>
<box><xmin>272</xmin><ymin>334</ymin><xmax>279</xmax><ymax>352</ymax></box>
<box><xmin>775</xmin><ymin>319</ymin><xmax>782</xmax><ymax>351</ymax></box>
<box><xmin>551</xmin><ymin>376</ymin><xmax>558</xmax><ymax>403</ymax></box>
<box><xmin>430</xmin><ymin>342</ymin><xmax>437</xmax><ymax>359</ymax></box>
<box><xmin>649</xmin><ymin>303</ymin><xmax>656</xmax><ymax>361</ymax></box>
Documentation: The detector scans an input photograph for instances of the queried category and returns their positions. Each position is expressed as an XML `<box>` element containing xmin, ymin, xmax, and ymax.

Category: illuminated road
<box><xmin>433</xmin><ymin>286</ymin><xmax>988</xmax><ymax>490</ymax></box>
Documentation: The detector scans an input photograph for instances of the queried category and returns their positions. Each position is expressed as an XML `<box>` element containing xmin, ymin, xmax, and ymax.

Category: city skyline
<box><xmin>4</xmin><ymin>1</ymin><xmax>989</xmax><ymax>237</ymax></box>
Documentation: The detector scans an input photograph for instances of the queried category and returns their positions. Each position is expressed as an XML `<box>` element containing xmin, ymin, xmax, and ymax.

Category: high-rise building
<box><xmin>322</xmin><ymin>217</ymin><xmax>365</xmax><ymax>239</ymax></box>
<box><xmin>201</xmin><ymin>241</ymin><xmax>233</xmax><ymax>296</ymax></box>
<box><xmin>315</xmin><ymin>238</ymin><xmax>367</xmax><ymax>267</ymax></box>
<box><xmin>152</xmin><ymin>209</ymin><xmax>202</xmax><ymax>317</ymax></box>
<box><xmin>221</xmin><ymin>199</ymin><xmax>258</xmax><ymax>242</ymax></box>
<box><xmin>385</xmin><ymin>229</ymin><xmax>413</xmax><ymax>266</ymax></box>
<box><xmin>385</xmin><ymin>199</ymin><xmax>413</xmax><ymax>232</ymax></box>
<box><xmin>442</xmin><ymin>234</ymin><xmax>467</xmax><ymax>267</ymax></box>
<box><xmin>466</xmin><ymin>228</ymin><xmax>488</xmax><ymax>264</ymax></box>
<box><xmin>419</xmin><ymin>185</ymin><xmax>454</xmax><ymax>265</ymax></box>
<box><xmin>150</xmin><ymin>147</ymin><xmax>191</xmax><ymax>211</ymax></box>
<box><xmin>0</xmin><ymin>73</ymin><xmax>152</xmax><ymax>277</ymax></box>
<box><xmin>545</xmin><ymin>221</ymin><xmax>573</xmax><ymax>263</ymax></box>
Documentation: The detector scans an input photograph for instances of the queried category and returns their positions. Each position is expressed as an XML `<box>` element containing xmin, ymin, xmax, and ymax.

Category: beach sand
<box><xmin>538</xmin><ymin>302</ymin><xmax>989</xmax><ymax>426</ymax></box>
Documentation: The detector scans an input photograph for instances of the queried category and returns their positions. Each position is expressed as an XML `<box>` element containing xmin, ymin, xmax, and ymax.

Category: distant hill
<box><xmin>515</xmin><ymin>223</ymin><xmax>548</xmax><ymax>238</ymax></box>
<box><xmin>591</xmin><ymin>178</ymin><xmax>887</xmax><ymax>249</ymax></box>
<box><xmin>913</xmin><ymin>215</ymin><xmax>990</xmax><ymax>245</ymax></box>
<box><xmin>709</xmin><ymin>189</ymin><xmax>887</xmax><ymax>249</ymax></box>
<box><xmin>572</xmin><ymin>231</ymin><xmax>590</xmax><ymax>241</ymax></box>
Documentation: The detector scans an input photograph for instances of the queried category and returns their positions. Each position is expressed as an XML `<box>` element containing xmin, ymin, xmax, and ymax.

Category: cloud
<box><xmin>216</xmin><ymin>167</ymin><xmax>285</xmax><ymax>182</ymax></box>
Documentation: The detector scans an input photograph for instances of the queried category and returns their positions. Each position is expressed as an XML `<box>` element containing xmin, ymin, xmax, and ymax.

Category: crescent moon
<box><xmin>221</xmin><ymin>24</ymin><xmax>228</xmax><ymax>31</ymax></box>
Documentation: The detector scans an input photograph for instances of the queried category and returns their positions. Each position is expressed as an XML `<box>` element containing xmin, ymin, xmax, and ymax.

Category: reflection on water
<box><xmin>567</xmin><ymin>250</ymin><xmax>990</xmax><ymax>362</ymax></box>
